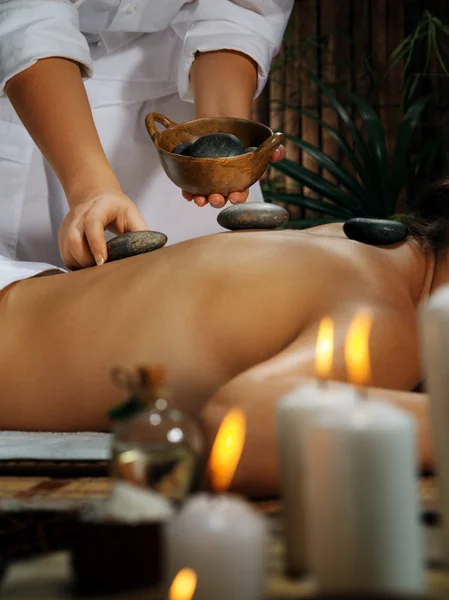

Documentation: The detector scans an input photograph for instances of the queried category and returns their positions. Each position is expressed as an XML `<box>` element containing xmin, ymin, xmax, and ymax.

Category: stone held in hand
<box><xmin>182</xmin><ymin>133</ymin><xmax>246</xmax><ymax>158</ymax></box>
<box><xmin>106</xmin><ymin>231</ymin><xmax>168</xmax><ymax>262</ymax></box>
<box><xmin>343</xmin><ymin>218</ymin><xmax>408</xmax><ymax>246</ymax></box>
<box><xmin>217</xmin><ymin>203</ymin><xmax>290</xmax><ymax>231</ymax></box>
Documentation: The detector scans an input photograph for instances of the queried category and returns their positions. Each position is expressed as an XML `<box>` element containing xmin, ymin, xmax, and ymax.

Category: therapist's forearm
<box><xmin>5</xmin><ymin>57</ymin><xmax>120</xmax><ymax>206</ymax></box>
<box><xmin>191</xmin><ymin>50</ymin><xmax>257</xmax><ymax>120</ymax></box>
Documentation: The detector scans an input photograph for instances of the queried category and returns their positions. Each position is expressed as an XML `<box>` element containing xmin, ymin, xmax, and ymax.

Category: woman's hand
<box><xmin>6</xmin><ymin>58</ymin><xmax>151</xmax><ymax>270</ymax></box>
<box><xmin>59</xmin><ymin>190</ymin><xmax>149</xmax><ymax>270</ymax></box>
<box><xmin>182</xmin><ymin>145</ymin><xmax>286</xmax><ymax>208</ymax></box>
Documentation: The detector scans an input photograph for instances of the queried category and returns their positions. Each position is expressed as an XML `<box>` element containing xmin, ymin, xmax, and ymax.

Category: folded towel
<box><xmin>0</xmin><ymin>432</ymin><xmax>112</xmax><ymax>461</ymax></box>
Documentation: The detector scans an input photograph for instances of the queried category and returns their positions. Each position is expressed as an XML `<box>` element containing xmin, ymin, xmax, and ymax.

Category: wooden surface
<box><xmin>0</xmin><ymin>476</ymin><xmax>448</xmax><ymax>598</ymax></box>
<box><xmin>2</xmin><ymin>537</ymin><xmax>449</xmax><ymax>599</ymax></box>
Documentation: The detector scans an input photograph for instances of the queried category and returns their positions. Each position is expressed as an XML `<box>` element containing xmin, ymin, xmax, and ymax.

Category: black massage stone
<box><xmin>217</xmin><ymin>203</ymin><xmax>289</xmax><ymax>231</ymax></box>
<box><xmin>343</xmin><ymin>218</ymin><xmax>408</xmax><ymax>246</ymax></box>
<box><xmin>106</xmin><ymin>231</ymin><xmax>167</xmax><ymax>262</ymax></box>
<box><xmin>181</xmin><ymin>133</ymin><xmax>246</xmax><ymax>159</ymax></box>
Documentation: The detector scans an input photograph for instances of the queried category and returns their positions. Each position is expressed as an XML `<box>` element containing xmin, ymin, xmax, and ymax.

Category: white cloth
<box><xmin>0</xmin><ymin>431</ymin><xmax>111</xmax><ymax>460</ymax></box>
<box><xmin>0</xmin><ymin>0</ymin><xmax>294</xmax><ymax>98</ymax></box>
<box><xmin>0</xmin><ymin>255</ymin><xmax>66</xmax><ymax>292</ymax></box>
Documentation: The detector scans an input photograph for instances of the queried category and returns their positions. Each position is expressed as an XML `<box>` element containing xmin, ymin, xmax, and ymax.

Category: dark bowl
<box><xmin>71</xmin><ymin>518</ymin><xmax>164</xmax><ymax>593</ymax></box>
<box><xmin>145</xmin><ymin>112</ymin><xmax>284</xmax><ymax>197</ymax></box>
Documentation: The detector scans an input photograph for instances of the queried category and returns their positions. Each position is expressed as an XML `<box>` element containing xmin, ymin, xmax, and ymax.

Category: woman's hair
<box><xmin>399</xmin><ymin>178</ymin><xmax>449</xmax><ymax>255</ymax></box>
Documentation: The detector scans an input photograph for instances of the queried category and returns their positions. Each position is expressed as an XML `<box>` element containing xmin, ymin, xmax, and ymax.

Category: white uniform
<box><xmin>0</xmin><ymin>0</ymin><xmax>293</xmax><ymax>290</ymax></box>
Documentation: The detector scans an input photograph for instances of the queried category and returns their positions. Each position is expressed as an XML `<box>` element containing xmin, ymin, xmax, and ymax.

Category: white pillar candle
<box><xmin>420</xmin><ymin>284</ymin><xmax>449</xmax><ymax>556</ymax></box>
<box><xmin>165</xmin><ymin>493</ymin><xmax>267</xmax><ymax>600</ymax></box>
<box><xmin>277</xmin><ymin>382</ymin><xmax>357</xmax><ymax>576</ymax></box>
<box><xmin>305</xmin><ymin>399</ymin><xmax>424</xmax><ymax>595</ymax></box>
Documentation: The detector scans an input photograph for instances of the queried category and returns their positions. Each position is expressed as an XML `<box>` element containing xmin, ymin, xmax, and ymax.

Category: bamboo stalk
<box><xmin>334</xmin><ymin>0</ymin><xmax>352</xmax><ymax>173</ymax></box>
<box><xmin>299</xmin><ymin>0</ymin><xmax>320</xmax><ymax>213</ymax></box>
<box><xmin>284</xmin><ymin>3</ymin><xmax>301</xmax><ymax>195</ymax></box>
<box><xmin>320</xmin><ymin>0</ymin><xmax>339</xmax><ymax>185</ymax></box>
<box><xmin>387</xmin><ymin>0</ymin><xmax>406</xmax><ymax>211</ymax></box>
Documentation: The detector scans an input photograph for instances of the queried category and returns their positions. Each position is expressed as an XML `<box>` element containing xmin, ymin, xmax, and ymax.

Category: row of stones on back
<box><xmin>219</xmin><ymin>211</ymin><xmax>408</xmax><ymax>240</ymax></box>
<box><xmin>105</xmin><ymin>215</ymin><xmax>409</xmax><ymax>263</ymax></box>
<box><xmin>170</xmin><ymin>133</ymin><xmax>409</xmax><ymax>242</ymax></box>
<box><xmin>171</xmin><ymin>133</ymin><xmax>256</xmax><ymax>159</ymax></box>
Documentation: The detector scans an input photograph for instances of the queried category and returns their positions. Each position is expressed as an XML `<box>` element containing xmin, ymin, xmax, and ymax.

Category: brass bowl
<box><xmin>145</xmin><ymin>112</ymin><xmax>284</xmax><ymax>197</ymax></box>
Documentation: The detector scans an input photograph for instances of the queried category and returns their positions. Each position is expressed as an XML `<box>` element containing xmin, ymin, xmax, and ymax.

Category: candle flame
<box><xmin>344</xmin><ymin>311</ymin><xmax>373</xmax><ymax>386</ymax></box>
<box><xmin>315</xmin><ymin>317</ymin><xmax>334</xmax><ymax>379</ymax></box>
<box><xmin>207</xmin><ymin>408</ymin><xmax>246</xmax><ymax>492</ymax></box>
<box><xmin>169</xmin><ymin>568</ymin><xmax>197</xmax><ymax>600</ymax></box>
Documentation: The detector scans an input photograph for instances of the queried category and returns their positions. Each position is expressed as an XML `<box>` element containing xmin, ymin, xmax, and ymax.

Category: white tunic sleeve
<box><xmin>0</xmin><ymin>0</ymin><xmax>93</xmax><ymax>96</ymax></box>
<box><xmin>171</xmin><ymin>0</ymin><xmax>294</xmax><ymax>102</ymax></box>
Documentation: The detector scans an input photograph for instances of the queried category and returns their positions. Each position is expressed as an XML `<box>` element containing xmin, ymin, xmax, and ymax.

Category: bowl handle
<box><xmin>145</xmin><ymin>113</ymin><xmax>178</xmax><ymax>144</ymax></box>
<box><xmin>255</xmin><ymin>132</ymin><xmax>284</xmax><ymax>159</ymax></box>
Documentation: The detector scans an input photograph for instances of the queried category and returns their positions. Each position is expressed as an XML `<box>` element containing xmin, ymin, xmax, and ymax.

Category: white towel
<box><xmin>0</xmin><ymin>431</ymin><xmax>112</xmax><ymax>461</ymax></box>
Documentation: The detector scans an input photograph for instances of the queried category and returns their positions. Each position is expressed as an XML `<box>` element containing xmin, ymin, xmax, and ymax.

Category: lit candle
<box><xmin>276</xmin><ymin>317</ymin><xmax>357</xmax><ymax>576</ymax></box>
<box><xmin>305</xmin><ymin>312</ymin><xmax>424</xmax><ymax>595</ymax></box>
<box><xmin>169</xmin><ymin>568</ymin><xmax>197</xmax><ymax>600</ymax></box>
<box><xmin>420</xmin><ymin>284</ymin><xmax>449</xmax><ymax>554</ymax></box>
<box><xmin>165</xmin><ymin>409</ymin><xmax>267</xmax><ymax>600</ymax></box>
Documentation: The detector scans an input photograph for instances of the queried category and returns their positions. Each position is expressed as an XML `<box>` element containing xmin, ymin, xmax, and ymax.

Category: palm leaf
<box><xmin>270</xmin><ymin>158</ymin><xmax>363</xmax><ymax>212</ymax></box>
<box><xmin>300</xmin><ymin>110</ymin><xmax>365</xmax><ymax>176</ymax></box>
<box><xmin>389</xmin><ymin>96</ymin><xmax>432</xmax><ymax>204</ymax></box>
<box><xmin>310</xmin><ymin>74</ymin><xmax>388</xmax><ymax>204</ymax></box>
<box><xmin>265</xmin><ymin>193</ymin><xmax>352</xmax><ymax>219</ymax></box>
<box><xmin>284</xmin><ymin>134</ymin><xmax>367</xmax><ymax>204</ymax></box>
<box><xmin>308</xmin><ymin>72</ymin><xmax>372</xmax><ymax>168</ymax></box>
<box><xmin>338</xmin><ymin>87</ymin><xmax>389</xmax><ymax>214</ymax></box>
<box><xmin>406</xmin><ymin>135</ymin><xmax>443</xmax><ymax>181</ymax></box>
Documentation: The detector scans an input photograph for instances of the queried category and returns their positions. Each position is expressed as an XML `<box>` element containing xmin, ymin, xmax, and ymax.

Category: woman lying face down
<box><xmin>1</xmin><ymin>180</ymin><xmax>449</xmax><ymax>496</ymax></box>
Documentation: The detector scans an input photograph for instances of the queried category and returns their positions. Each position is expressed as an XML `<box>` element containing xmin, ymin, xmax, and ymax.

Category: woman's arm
<box><xmin>182</xmin><ymin>48</ymin><xmax>284</xmax><ymax>208</ymax></box>
<box><xmin>201</xmin><ymin>374</ymin><xmax>430</xmax><ymax>498</ymax></box>
<box><xmin>200</xmin><ymin>308</ymin><xmax>431</xmax><ymax>498</ymax></box>
<box><xmin>6</xmin><ymin>58</ymin><xmax>149</xmax><ymax>269</ymax></box>
<box><xmin>5</xmin><ymin>57</ymin><xmax>119</xmax><ymax>202</ymax></box>
<box><xmin>190</xmin><ymin>50</ymin><xmax>257</xmax><ymax>120</ymax></box>
<box><xmin>172</xmin><ymin>1</ymin><xmax>292</xmax><ymax>208</ymax></box>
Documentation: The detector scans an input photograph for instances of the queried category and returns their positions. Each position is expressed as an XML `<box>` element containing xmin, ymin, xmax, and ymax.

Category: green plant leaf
<box><xmin>389</xmin><ymin>96</ymin><xmax>432</xmax><ymax>206</ymax></box>
<box><xmin>270</xmin><ymin>158</ymin><xmax>363</xmax><ymax>212</ymax></box>
<box><xmin>338</xmin><ymin>87</ymin><xmax>389</xmax><ymax>214</ymax></box>
<box><xmin>406</xmin><ymin>135</ymin><xmax>443</xmax><ymax>181</ymax></box>
<box><xmin>264</xmin><ymin>193</ymin><xmax>352</xmax><ymax>218</ymax></box>
<box><xmin>299</xmin><ymin>109</ymin><xmax>365</xmax><ymax>176</ymax></box>
<box><xmin>309</xmin><ymin>73</ymin><xmax>387</xmax><ymax>205</ymax></box>
<box><xmin>284</xmin><ymin>134</ymin><xmax>367</xmax><ymax>203</ymax></box>
<box><xmin>308</xmin><ymin>72</ymin><xmax>372</xmax><ymax>168</ymax></box>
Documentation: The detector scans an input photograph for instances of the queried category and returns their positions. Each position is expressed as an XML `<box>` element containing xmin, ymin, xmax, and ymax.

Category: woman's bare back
<box><xmin>0</xmin><ymin>224</ymin><xmax>427</xmax><ymax>430</ymax></box>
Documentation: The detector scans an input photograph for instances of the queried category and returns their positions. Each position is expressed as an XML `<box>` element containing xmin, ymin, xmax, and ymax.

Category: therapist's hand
<box><xmin>59</xmin><ymin>190</ymin><xmax>150</xmax><ymax>270</ymax></box>
<box><xmin>181</xmin><ymin>145</ymin><xmax>286</xmax><ymax>208</ymax></box>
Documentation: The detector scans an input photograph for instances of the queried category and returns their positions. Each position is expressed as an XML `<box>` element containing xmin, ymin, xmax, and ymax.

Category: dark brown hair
<box><xmin>399</xmin><ymin>178</ymin><xmax>449</xmax><ymax>255</ymax></box>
